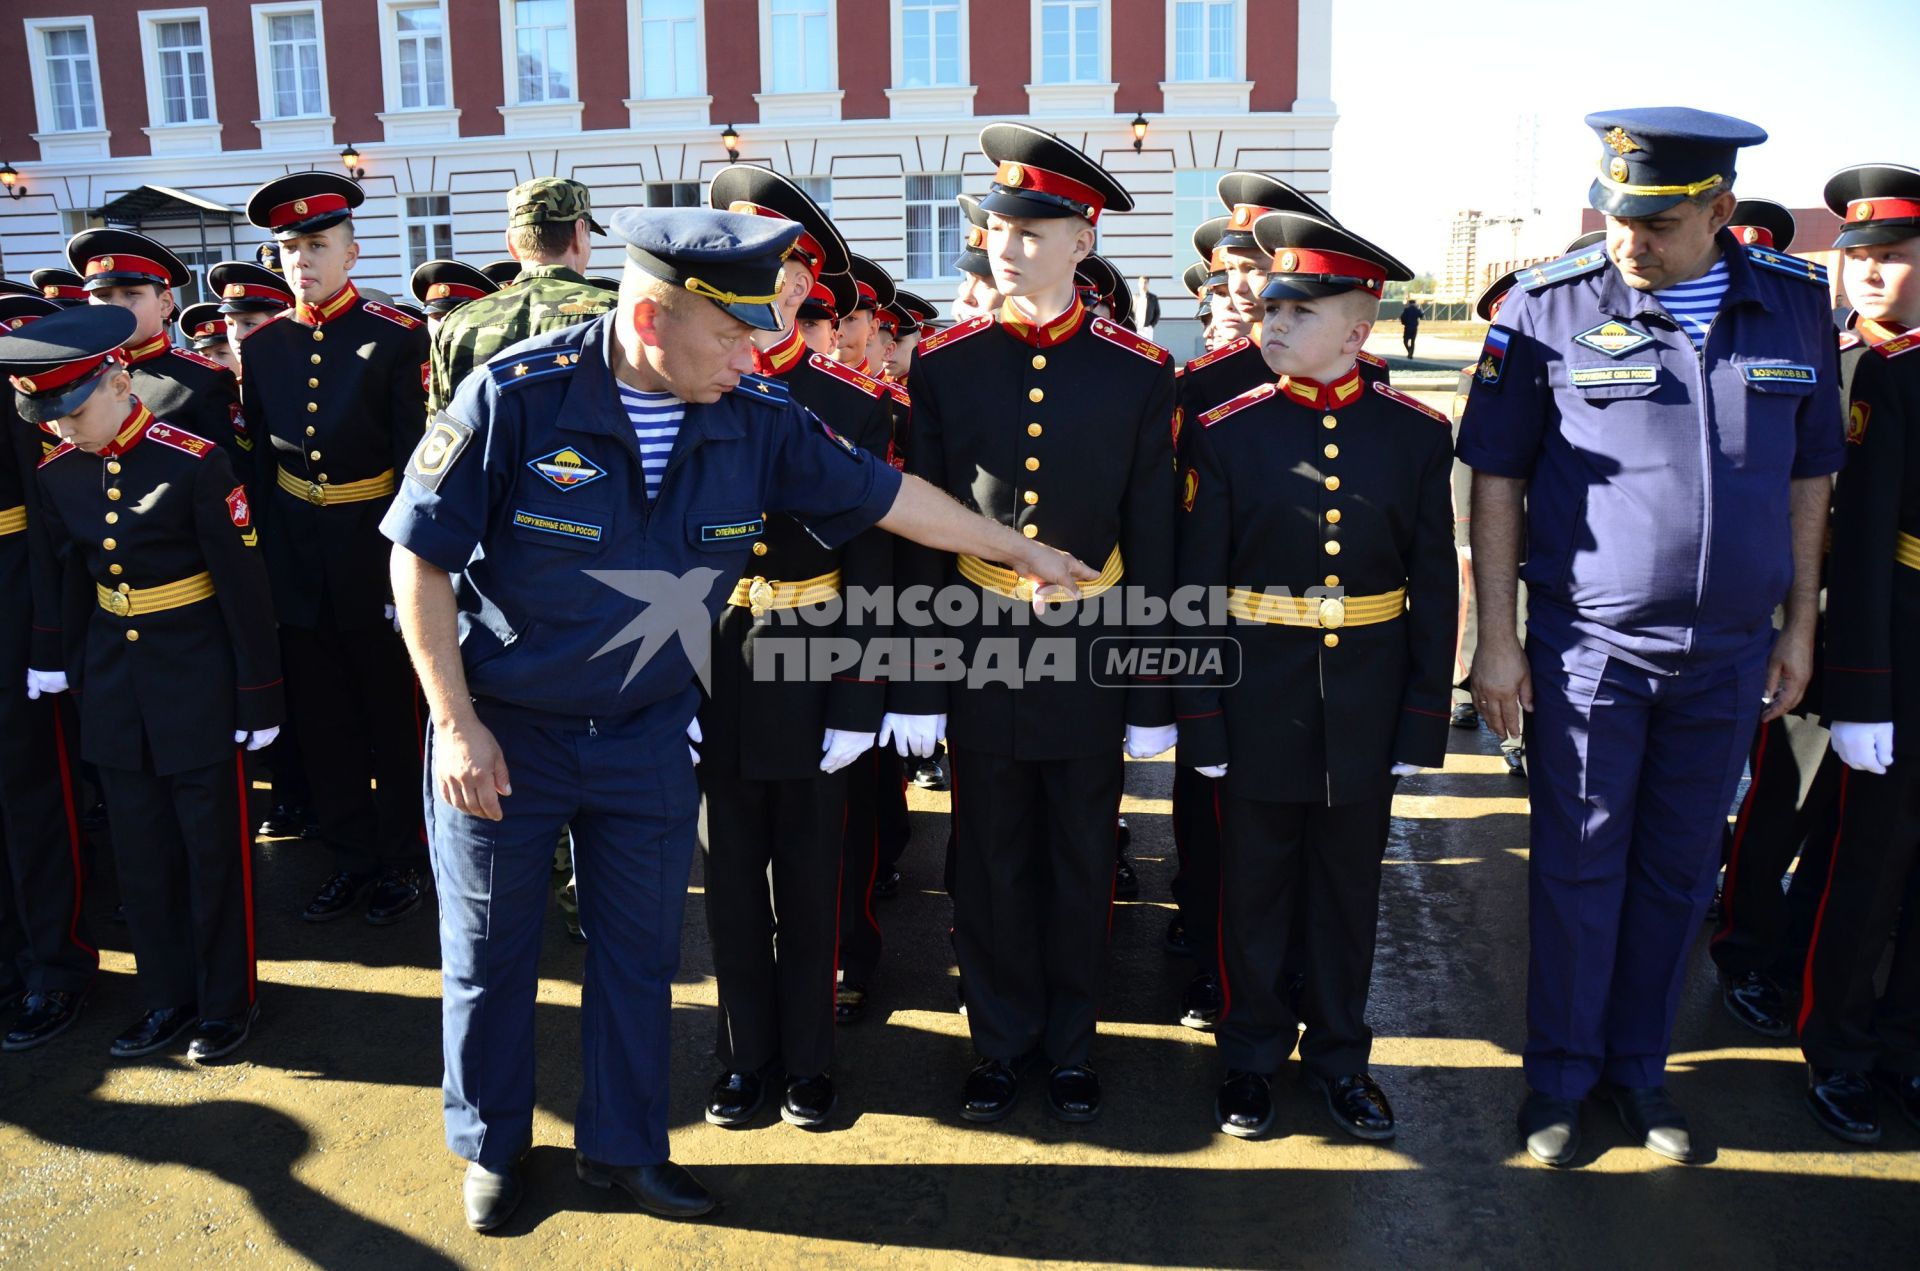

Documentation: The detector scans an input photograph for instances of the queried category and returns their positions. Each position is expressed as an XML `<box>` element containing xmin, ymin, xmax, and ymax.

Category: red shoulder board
<box><xmin>888</xmin><ymin>382</ymin><xmax>910</xmax><ymax>406</ymax></box>
<box><xmin>1372</xmin><ymin>380</ymin><xmax>1448</xmax><ymax>423</ymax></box>
<box><xmin>1356</xmin><ymin>349</ymin><xmax>1387</xmax><ymax>368</ymax></box>
<box><xmin>1185</xmin><ymin>337</ymin><xmax>1252</xmax><ymax>374</ymax></box>
<box><xmin>239</xmin><ymin>311</ymin><xmax>288</xmax><ymax>340</ymax></box>
<box><xmin>37</xmin><ymin>441</ymin><xmax>75</xmax><ymax>469</ymax></box>
<box><xmin>1837</xmin><ymin>331</ymin><xmax>1862</xmax><ymax>351</ymax></box>
<box><xmin>808</xmin><ymin>352</ymin><xmax>886</xmax><ymax>398</ymax></box>
<box><xmin>170</xmin><ymin>347</ymin><xmax>230</xmax><ymax>374</ymax></box>
<box><xmin>1173</xmin><ymin>365</ymin><xmax>1184</xmax><ymax>380</ymax></box>
<box><xmin>144</xmin><ymin>421</ymin><xmax>216</xmax><ymax>458</ymax></box>
<box><xmin>364</xmin><ymin>300</ymin><xmax>423</xmax><ymax>330</ymax></box>
<box><xmin>1091</xmin><ymin>318</ymin><xmax>1170</xmax><ymax>364</ymax></box>
<box><xmin>917</xmin><ymin>315</ymin><xmax>991</xmax><ymax>356</ymax></box>
<box><xmin>1199</xmin><ymin>381</ymin><xmax>1277</xmax><ymax>428</ymax></box>
<box><xmin>1874</xmin><ymin>331</ymin><xmax>1920</xmax><ymax>359</ymax></box>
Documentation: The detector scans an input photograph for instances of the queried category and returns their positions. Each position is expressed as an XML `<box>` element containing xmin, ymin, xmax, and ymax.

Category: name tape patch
<box><xmin>1570</xmin><ymin>365</ymin><xmax>1658</xmax><ymax>387</ymax></box>
<box><xmin>700</xmin><ymin>518</ymin><xmax>765</xmax><ymax>543</ymax></box>
<box><xmin>1743</xmin><ymin>364</ymin><xmax>1817</xmax><ymax>385</ymax></box>
<box><xmin>512</xmin><ymin>509</ymin><xmax>604</xmax><ymax>542</ymax></box>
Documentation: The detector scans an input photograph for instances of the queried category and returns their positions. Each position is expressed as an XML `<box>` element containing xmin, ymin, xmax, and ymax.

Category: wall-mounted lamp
<box><xmin>0</xmin><ymin>163</ymin><xmax>23</xmax><ymax>200</ymax></box>
<box><xmin>721</xmin><ymin>124</ymin><xmax>740</xmax><ymax>159</ymax></box>
<box><xmin>340</xmin><ymin>144</ymin><xmax>365</xmax><ymax>180</ymax></box>
<box><xmin>1130</xmin><ymin>113</ymin><xmax>1149</xmax><ymax>154</ymax></box>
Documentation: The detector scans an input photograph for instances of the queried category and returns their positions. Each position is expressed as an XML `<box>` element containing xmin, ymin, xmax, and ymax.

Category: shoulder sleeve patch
<box><xmin>1199</xmin><ymin>381</ymin><xmax>1276</xmax><ymax>428</ymax></box>
<box><xmin>364</xmin><ymin>300</ymin><xmax>424</xmax><ymax>330</ymax></box>
<box><xmin>36</xmin><ymin>441</ymin><xmax>75</xmax><ymax>469</ymax></box>
<box><xmin>1747</xmin><ymin>245</ymin><xmax>1828</xmax><ymax>288</ymax></box>
<box><xmin>1847</xmin><ymin>399</ymin><xmax>1871</xmax><ymax>444</ymax></box>
<box><xmin>917</xmin><ymin>315</ymin><xmax>992</xmax><ymax>356</ymax></box>
<box><xmin>1186</xmin><ymin>336</ymin><xmax>1251</xmax><ymax>373</ymax></box>
<box><xmin>1874</xmin><ymin>331</ymin><xmax>1920</xmax><ymax>359</ymax></box>
<box><xmin>1373</xmin><ymin>380</ymin><xmax>1449</xmax><ymax>423</ymax></box>
<box><xmin>1091</xmin><ymin>318</ymin><xmax>1171</xmax><ymax>364</ymax></box>
<box><xmin>1516</xmin><ymin>249</ymin><xmax>1609</xmax><ymax>292</ymax></box>
<box><xmin>489</xmin><ymin>345</ymin><xmax>584</xmax><ymax>391</ymax></box>
<box><xmin>171</xmin><ymin>348</ymin><xmax>231</xmax><ymax>374</ymax></box>
<box><xmin>808</xmin><ymin>352</ymin><xmax>886</xmax><ymax>398</ymax></box>
<box><xmin>144</xmin><ymin>422</ymin><xmax>217</xmax><ymax>458</ymax></box>
<box><xmin>406</xmin><ymin>412</ymin><xmax>476</xmax><ymax>491</ymax></box>
<box><xmin>738</xmin><ymin>372</ymin><xmax>792</xmax><ymax>405</ymax></box>
<box><xmin>888</xmin><ymin>382</ymin><xmax>910</xmax><ymax>406</ymax></box>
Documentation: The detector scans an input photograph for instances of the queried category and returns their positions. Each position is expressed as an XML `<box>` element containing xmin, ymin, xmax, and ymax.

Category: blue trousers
<box><xmin>429</xmin><ymin>696</ymin><xmax>699</xmax><ymax>1169</ymax></box>
<box><xmin>1523</xmin><ymin>635</ymin><xmax>1767</xmax><ymax>1099</ymax></box>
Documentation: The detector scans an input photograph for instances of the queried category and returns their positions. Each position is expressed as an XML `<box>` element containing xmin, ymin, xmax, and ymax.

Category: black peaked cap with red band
<box><xmin>1075</xmin><ymin>253</ymin><xmax>1131</xmax><ymax>327</ymax></box>
<box><xmin>1825</xmin><ymin>164</ymin><xmax>1920</xmax><ymax>249</ymax></box>
<box><xmin>955</xmin><ymin>193</ymin><xmax>992</xmax><ymax>279</ymax></box>
<box><xmin>1193</xmin><ymin>216</ymin><xmax>1232</xmax><ymax>286</ymax></box>
<box><xmin>0</xmin><ymin>303</ymin><xmax>139</xmax><ymax>424</ymax></box>
<box><xmin>978</xmin><ymin>122</ymin><xmax>1133</xmax><ymax>224</ymax></box>
<box><xmin>246</xmin><ymin>170</ymin><xmax>365</xmax><ymax>238</ymax></box>
<box><xmin>1728</xmin><ymin>197</ymin><xmax>1796</xmax><ymax>252</ymax></box>
<box><xmin>1216</xmin><ymin>172</ymin><xmax>1337</xmax><ymax>249</ymax></box>
<box><xmin>1253</xmin><ymin>211</ymin><xmax>1411</xmax><ymax>302</ymax></box>
<box><xmin>411</xmin><ymin>259</ymin><xmax>499</xmax><ymax>314</ymax></box>
<box><xmin>800</xmin><ymin>270</ymin><xmax>857</xmax><ymax>322</ymax></box>
<box><xmin>28</xmin><ymin>267</ymin><xmax>87</xmax><ymax>306</ymax></box>
<box><xmin>208</xmin><ymin>260</ymin><xmax>294</xmax><ymax>314</ymax></box>
<box><xmin>708</xmin><ymin>164</ymin><xmax>850</xmax><ymax>279</ymax></box>
<box><xmin>848</xmin><ymin>255</ymin><xmax>896</xmax><ymax>313</ymax></box>
<box><xmin>480</xmin><ymin>259</ymin><xmax>522</xmax><ymax>287</ymax></box>
<box><xmin>178</xmin><ymin>301</ymin><xmax>229</xmax><ymax>348</ymax></box>
<box><xmin>66</xmin><ymin>228</ymin><xmax>192</xmax><ymax>291</ymax></box>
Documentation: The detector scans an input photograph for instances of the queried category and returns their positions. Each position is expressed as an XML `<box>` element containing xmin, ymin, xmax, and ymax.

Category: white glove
<box><xmin>1125</xmin><ymin>723</ymin><xmax>1177</xmax><ymax>759</ymax></box>
<box><xmin>1830</xmin><ymin>721</ymin><xmax>1895</xmax><ymax>775</ymax></box>
<box><xmin>1194</xmin><ymin>763</ymin><xmax>1228</xmax><ymax>779</ymax></box>
<box><xmin>879</xmin><ymin>712</ymin><xmax>945</xmax><ymax>759</ymax></box>
<box><xmin>820</xmin><ymin>728</ymin><xmax>877</xmax><ymax>774</ymax></box>
<box><xmin>25</xmin><ymin>669</ymin><xmax>68</xmax><ymax>699</ymax></box>
<box><xmin>1391</xmin><ymin>762</ymin><xmax>1422</xmax><ymax>776</ymax></box>
<box><xmin>384</xmin><ymin>603</ymin><xmax>400</xmax><ymax>633</ymax></box>
<box><xmin>233</xmin><ymin>726</ymin><xmax>282</xmax><ymax>752</ymax></box>
<box><xmin>687</xmin><ymin>716</ymin><xmax>703</xmax><ymax>766</ymax></box>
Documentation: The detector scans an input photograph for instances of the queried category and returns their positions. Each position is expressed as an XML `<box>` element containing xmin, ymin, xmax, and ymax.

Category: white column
<box><xmin>1292</xmin><ymin>0</ymin><xmax>1337</xmax><ymax>115</ymax></box>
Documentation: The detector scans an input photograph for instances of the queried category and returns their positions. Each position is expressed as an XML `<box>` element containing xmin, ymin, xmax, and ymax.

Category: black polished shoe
<box><xmin>1307</xmin><ymin>1070</ymin><xmax>1396</xmax><ymax>1141</ymax></box>
<box><xmin>1503</xmin><ymin>746</ymin><xmax>1526</xmax><ymax>778</ymax></box>
<box><xmin>907</xmin><ymin>756</ymin><xmax>947</xmax><ymax>791</ymax></box>
<box><xmin>1113</xmin><ymin>855</ymin><xmax>1140</xmax><ymax>901</ymax></box>
<box><xmin>1877</xmin><ymin>1071</ymin><xmax>1920</xmax><ymax>1132</ymax></box>
<box><xmin>1180</xmin><ymin>972</ymin><xmax>1221</xmax><ymax>1032</ymax></box>
<box><xmin>1450</xmin><ymin>700</ymin><xmax>1480</xmax><ymax>729</ymax></box>
<box><xmin>960</xmin><ymin>1057</ymin><xmax>1020</xmax><ymax>1123</ymax></box>
<box><xmin>1607</xmin><ymin>1084</ymin><xmax>1696</xmax><ymax>1163</ymax></box>
<box><xmin>705</xmin><ymin>1070</ymin><xmax>766</xmax><ymax>1128</ymax></box>
<box><xmin>187</xmin><ymin>1002</ymin><xmax>259</xmax><ymax>1062</ymax></box>
<box><xmin>834</xmin><ymin>985</ymin><xmax>868</xmax><ymax>1024</ymax></box>
<box><xmin>1721</xmin><ymin>971</ymin><xmax>1791</xmax><ymax>1038</ymax></box>
<box><xmin>871</xmin><ymin>869</ymin><xmax>901</xmax><ymax>900</ymax></box>
<box><xmin>302</xmin><ymin>870</ymin><xmax>372</xmax><ymax>923</ymax></box>
<box><xmin>256</xmin><ymin>804</ymin><xmax>308</xmax><ymax>838</ymax></box>
<box><xmin>109</xmin><ymin>1004</ymin><xmax>198</xmax><ymax>1058</ymax></box>
<box><xmin>1163</xmin><ymin>916</ymin><xmax>1192</xmax><ymax>958</ymax></box>
<box><xmin>463</xmin><ymin>1160</ymin><xmax>523</xmax><ymax>1232</ymax></box>
<box><xmin>1216</xmin><ymin>1070</ymin><xmax>1274</xmax><ymax>1139</ymax></box>
<box><xmin>1807</xmin><ymin>1067</ymin><xmax>1881</xmax><ymax>1144</ymax></box>
<box><xmin>575</xmin><ymin>1153</ymin><xmax>716</xmax><ymax>1219</ymax></box>
<box><xmin>3</xmin><ymin>989</ymin><xmax>85</xmax><ymax>1052</ymax></box>
<box><xmin>782</xmin><ymin>1073</ymin><xmax>836</xmax><ymax>1128</ymax></box>
<box><xmin>1046</xmin><ymin>1064</ymin><xmax>1101</xmax><ymax>1123</ymax></box>
<box><xmin>1115</xmin><ymin>816</ymin><xmax>1131</xmax><ymax>852</ymax></box>
<box><xmin>1519</xmin><ymin>1090</ymin><xmax>1582</xmax><ymax>1167</ymax></box>
<box><xmin>365</xmin><ymin>868</ymin><xmax>424</xmax><ymax>926</ymax></box>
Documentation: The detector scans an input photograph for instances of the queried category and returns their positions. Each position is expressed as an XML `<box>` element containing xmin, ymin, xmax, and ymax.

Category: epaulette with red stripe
<box><xmin>1185</xmin><ymin>337</ymin><xmax>1251</xmax><ymax>373</ymax></box>
<box><xmin>1372</xmin><ymin>380</ymin><xmax>1448</xmax><ymax>423</ymax></box>
<box><xmin>1356</xmin><ymin>348</ymin><xmax>1387</xmax><ymax>368</ymax></box>
<box><xmin>917</xmin><ymin>315</ymin><xmax>991</xmax><ymax>356</ymax></box>
<box><xmin>145</xmin><ymin>421</ymin><xmax>217</xmax><ymax>458</ymax></box>
<box><xmin>37</xmin><ymin>441</ymin><xmax>75</xmax><ymax>469</ymax></box>
<box><xmin>888</xmin><ymin>382</ymin><xmax>910</xmax><ymax>406</ymax></box>
<box><xmin>364</xmin><ymin>300</ymin><xmax>423</xmax><ymax>330</ymax></box>
<box><xmin>808</xmin><ymin>352</ymin><xmax>886</xmax><ymax>398</ymax></box>
<box><xmin>1091</xmin><ymin>318</ymin><xmax>1170</xmax><ymax>364</ymax></box>
<box><xmin>170</xmin><ymin>347</ymin><xmax>231</xmax><ymax>374</ymax></box>
<box><xmin>1874</xmin><ymin>331</ymin><xmax>1920</xmax><ymax>359</ymax></box>
<box><xmin>1199</xmin><ymin>381</ymin><xmax>1276</xmax><ymax>428</ymax></box>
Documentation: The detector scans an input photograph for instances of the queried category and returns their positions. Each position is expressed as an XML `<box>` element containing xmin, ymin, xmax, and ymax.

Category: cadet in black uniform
<box><xmin>891</xmin><ymin>124</ymin><xmax>1178</xmax><ymax>1124</ymax></box>
<box><xmin>179</xmin><ymin>302</ymin><xmax>237</xmax><ymax>375</ymax></box>
<box><xmin>238</xmin><ymin>172</ymin><xmax>429</xmax><ymax>927</ymax></box>
<box><xmin>67</xmin><ymin>231</ymin><xmax>247</xmax><ymax>470</ymax></box>
<box><xmin>409</xmin><ymin>258</ymin><xmax>499</xmax><ymax>340</ymax></box>
<box><xmin>951</xmin><ymin>194</ymin><xmax>1002</xmax><ymax>323</ymax></box>
<box><xmin>29</xmin><ymin>270</ymin><xmax>87</xmax><ymax>308</ymax></box>
<box><xmin>1177</xmin><ymin>211</ymin><xmax>1453</xmax><ymax>1142</ymax></box>
<box><xmin>0</xmin><ymin>294</ymin><xmax>95</xmax><ymax>1052</ymax></box>
<box><xmin>2</xmin><ymin>305</ymin><xmax>282</xmax><ymax>1061</ymax></box>
<box><xmin>210</xmin><ymin>260</ymin><xmax>294</xmax><ymax>349</ymax></box>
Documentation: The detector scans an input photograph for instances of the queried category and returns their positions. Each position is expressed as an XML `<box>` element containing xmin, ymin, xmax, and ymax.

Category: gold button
<box><xmin>1028</xmin><ymin>423</ymin><xmax>1042</xmax><ymax>437</ymax></box>
<box><xmin>1022</xmin><ymin>524</ymin><xmax>1039</xmax><ymax>538</ymax></box>
<box><xmin>316</xmin><ymin>473</ymin><xmax>329</xmax><ymax>483</ymax></box>
<box><xmin>305</xmin><ymin>426</ymin><xmax>316</xmax><ymax>437</ymax></box>
<box><xmin>1032</xmin><ymin>354</ymin><xmax>1047</xmax><ymax>370</ymax></box>
<box><xmin>1025</xmin><ymin>457</ymin><xmax>1039</xmax><ymax>471</ymax></box>
<box><xmin>1326</xmin><ymin>509</ymin><xmax>1341</xmax><ymax>524</ymax></box>
<box><xmin>109</xmin><ymin>563</ymin><xmax>123</xmax><ymax>576</ymax></box>
<box><xmin>1324</xmin><ymin>443</ymin><xmax>1339</xmax><ymax>459</ymax></box>
<box><xmin>1324</xmin><ymin>540</ymin><xmax>1341</xmax><ymax>556</ymax></box>
<box><xmin>105</xmin><ymin>512</ymin><xmax>118</xmax><ymax>525</ymax></box>
<box><xmin>1024</xmin><ymin>490</ymin><xmax>1039</xmax><ymax>505</ymax></box>
<box><xmin>106</xmin><ymin>461</ymin><xmax>121</xmax><ymax>474</ymax></box>
<box><xmin>103</xmin><ymin>538</ymin><xmax>117</xmax><ymax>551</ymax></box>
<box><xmin>116</xmin><ymin>582</ymin><xmax>130</xmax><ymax>594</ymax></box>
<box><xmin>1325</xmin><ymin>476</ymin><xmax>1340</xmax><ymax>491</ymax></box>
<box><xmin>309</xmin><ymin>353</ymin><xmax>321</xmax><ymax>365</ymax></box>
<box><xmin>752</xmin><ymin>541</ymin><xmax>768</xmax><ymax>557</ymax></box>
<box><xmin>1323</xmin><ymin>633</ymin><xmax>1339</xmax><ymax>648</ymax></box>
<box><xmin>309</xmin><ymin>450</ymin><xmax>322</xmax><ymax>461</ymax></box>
<box><xmin>125</xmin><ymin>629</ymin><xmax>140</xmax><ymax>643</ymax></box>
<box><xmin>307</xmin><ymin>377</ymin><xmax>319</xmax><ymax>389</ymax></box>
<box><xmin>1324</xmin><ymin>574</ymin><xmax>1339</xmax><ymax>587</ymax></box>
<box><xmin>1323</xmin><ymin>415</ymin><xmax>1338</xmax><ymax>430</ymax></box>
<box><xmin>312</xmin><ymin>330</ymin><xmax>324</xmax><ymax>342</ymax></box>
<box><xmin>1028</xmin><ymin>387</ymin><xmax>1044</xmax><ymax>403</ymax></box>
<box><xmin>106</xmin><ymin>487</ymin><xmax>122</xmax><ymax>502</ymax></box>
<box><xmin>306</xmin><ymin>402</ymin><xmax>318</xmax><ymax>413</ymax></box>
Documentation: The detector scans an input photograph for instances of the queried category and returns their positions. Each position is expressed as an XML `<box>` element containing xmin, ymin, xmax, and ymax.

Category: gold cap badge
<box><xmin>1608</xmin><ymin>155</ymin><xmax>1629</xmax><ymax>183</ymax></box>
<box><xmin>1604</xmin><ymin>127</ymin><xmax>1641</xmax><ymax>155</ymax></box>
<box><xmin>1002</xmin><ymin>164</ymin><xmax>1024</xmax><ymax>187</ymax></box>
<box><xmin>1856</xmin><ymin>202</ymin><xmax>1874</xmax><ymax>220</ymax></box>
<box><xmin>293</xmin><ymin>199</ymin><xmax>309</xmax><ymax>215</ymax></box>
<box><xmin>1277</xmin><ymin>250</ymin><xmax>1298</xmax><ymax>272</ymax></box>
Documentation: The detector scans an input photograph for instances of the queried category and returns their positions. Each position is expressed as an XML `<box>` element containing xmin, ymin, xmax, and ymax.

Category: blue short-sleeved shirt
<box><xmin>380</xmin><ymin>311</ymin><xmax>902</xmax><ymax>718</ymax></box>
<box><xmin>1455</xmin><ymin>232</ymin><xmax>1845</xmax><ymax>670</ymax></box>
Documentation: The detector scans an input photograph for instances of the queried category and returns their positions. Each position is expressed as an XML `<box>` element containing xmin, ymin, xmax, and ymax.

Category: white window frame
<box><xmin>754</xmin><ymin>0</ymin><xmax>843</xmax><ymax>124</ymax></box>
<box><xmin>887</xmin><ymin>0</ymin><xmax>975</xmax><ymax>119</ymax></box>
<box><xmin>23</xmin><ymin>15</ymin><xmax>111</xmax><ymax>158</ymax></box>
<box><xmin>1161</xmin><ymin>0</ymin><xmax>1250</xmax><ymax>113</ymax></box>
<box><xmin>1026</xmin><ymin>0</ymin><xmax>1113</xmax><ymax>115</ymax></box>
<box><xmin>250</xmin><ymin>3</ymin><xmax>334</xmax><ymax>148</ymax></box>
<box><xmin>497</xmin><ymin>0</ymin><xmax>583</xmax><ymax>134</ymax></box>
<box><xmin>401</xmin><ymin>193</ymin><xmax>455</xmax><ymax>275</ymax></box>
<box><xmin>903</xmin><ymin>171</ymin><xmax>964</xmax><ymax>285</ymax></box>
<box><xmin>377</xmin><ymin>0</ymin><xmax>461</xmax><ymax>139</ymax></box>
<box><xmin>624</xmin><ymin>0</ymin><xmax>710</xmax><ymax>127</ymax></box>
<box><xmin>139</xmin><ymin>9</ymin><xmax>218</xmax><ymax>132</ymax></box>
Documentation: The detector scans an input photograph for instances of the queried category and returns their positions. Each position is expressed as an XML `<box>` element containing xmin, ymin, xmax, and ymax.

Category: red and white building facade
<box><xmin>1</xmin><ymin>0</ymin><xmax>1335</xmax><ymax>343</ymax></box>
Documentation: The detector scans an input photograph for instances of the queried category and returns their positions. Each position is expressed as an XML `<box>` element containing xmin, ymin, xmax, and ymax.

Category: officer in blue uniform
<box><xmin>1457</xmin><ymin>108</ymin><xmax>1845</xmax><ymax>1167</ymax></box>
<box><xmin>381</xmin><ymin>207</ymin><xmax>1095</xmax><ymax>1233</ymax></box>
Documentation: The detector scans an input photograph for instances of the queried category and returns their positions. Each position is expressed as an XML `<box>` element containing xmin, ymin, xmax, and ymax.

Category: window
<box><xmin>635</xmin><ymin>0</ymin><xmax>700</xmax><ymax>98</ymax></box>
<box><xmin>176</xmin><ymin>247</ymin><xmax>223</xmax><ymax>305</ymax></box>
<box><xmin>41</xmin><ymin>24</ymin><xmax>102</xmax><ymax>132</ymax></box>
<box><xmin>1171</xmin><ymin>168</ymin><xmax>1229</xmax><ymax>275</ymax></box>
<box><xmin>394</xmin><ymin>4</ymin><xmax>448</xmax><ymax>109</ymax></box>
<box><xmin>900</xmin><ymin>0</ymin><xmax>961</xmax><ymax>87</ymax></box>
<box><xmin>795</xmin><ymin>175</ymin><xmax>832</xmax><ymax>216</ymax></box>
<box><xmin>404</xmin><ymin>195</ymin><xmax>453</xmax><ymax>272</ymax></box>
<box><xmin>152</xmin><ymin>16</ymin><xmax>213</xmax><ymax>124</ymax></box>
<box><xmin>768</xmin><ymin>0</ymin><xmax>831</xmax><ymax>93</ymax></box>
<box><xmin>265</xmin><ymin>9</ymin><xmax>324</xmax><ymax>117</ymax></box>
<box><xmin>646</xmin><ymin>182</ymin><xmax>701</xmax><ymax>208</ymax></box>
<box><xmin>1171</xmin><ymin>0</ymin><xmax>1234</xmax><ymax>81</ymax></box>
<box><xmin>513</xmin><ymin>0</ymin><xmax>574</xmax><ymax>103</ymax></box>
<box><xmin>904</xmin><ymin>173</ymin><xmax>962</xmax><ymax>281</ymax></box>
<box><xmin>1038</xmin><ymin>0</ymin><xmax>1100</xmax><ymax>83</ymax></box>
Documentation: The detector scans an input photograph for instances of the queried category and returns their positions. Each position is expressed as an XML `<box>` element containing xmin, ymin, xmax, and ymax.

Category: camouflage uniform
<box><xmin>426</xmin><ymin>178</ymin><xmax>616</xmax><ymax>415</ymax></box>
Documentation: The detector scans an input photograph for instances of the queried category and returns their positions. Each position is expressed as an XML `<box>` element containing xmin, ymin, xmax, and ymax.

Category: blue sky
<box><xmin>1328</xmin><ymin>0</ymin><xmax>1920</xmax><ymax>273</ymax></box>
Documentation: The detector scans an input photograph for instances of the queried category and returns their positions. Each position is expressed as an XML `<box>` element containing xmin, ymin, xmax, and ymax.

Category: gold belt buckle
<box><xmin>307</xmin><ymin>481</ymin><xmax>328</xmax><ymax>505</ymax></box>
<box><xmin>1317</xmin><ymin>596</ymin><xmax>1346</xmax><ymax>630</ymax></box>
<box><xmin>747</xmin><ymin>577</ymin><xmax>774</xmax><ymax>617</ymax></box>
<box><xmin>106</xmin><ymin>591</ymin><xmax>131</xmax><ymax>617</ymax></box>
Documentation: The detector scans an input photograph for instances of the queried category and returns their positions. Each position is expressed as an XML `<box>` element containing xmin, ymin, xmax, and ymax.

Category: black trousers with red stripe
<box><xmin>98</xmin><ymin>752</ymin><xmax>255</xmax><ymax>1019</ymax></box>
<box><xmin>1799</xmin><ymin>761</ymin><xmax>1920</xmax><ymax>1073</ymax></box>
<box><xmin>949</xmin><ymin>747</ymin><xmax>1122</xmax><ymax>1067</ymax></box>
<box><xmin>1711</xmin><ymin>711</ymin><xmax>1841</xmax><ymax>979</ymax></box>
<box><xmin>837</xmin><ymin>748</ymin><xmax>890</xmax><ymax>990</ymax></box>
<box><xmin>701</xmin><ymin>767</ymin><xmax>846</xmax><ymax>1079</ymax></box>
<box><xmin>0</xmin><ymin>690</ymin><xmax>95</xmax><ymax>995</ymax></box>
<box><xmin>1216</xmin><ymin>790</ymin><xmax>1393</xmax><ymax>1078</ymax></box>
<box><xmin>1170</xmin><ymin>762</ymin><xmax>1222</xmax><ymax>978</ymax></box>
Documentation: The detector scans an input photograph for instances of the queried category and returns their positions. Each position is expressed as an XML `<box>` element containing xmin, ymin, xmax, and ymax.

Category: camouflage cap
<box><xmin>508</xmin><ymin>178</ymin><xmax>607</xmax><ymax>234</ymax></box>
